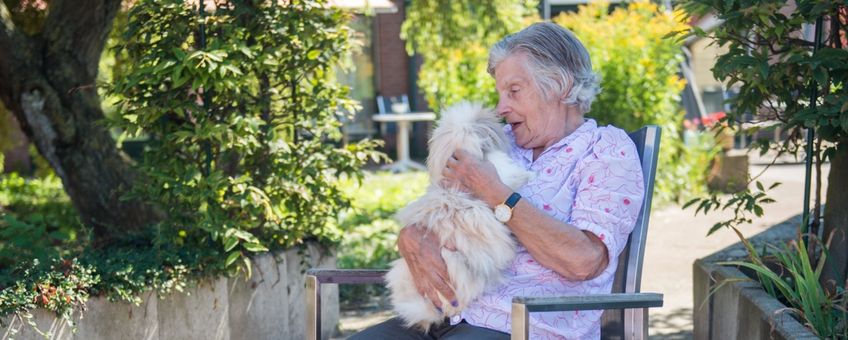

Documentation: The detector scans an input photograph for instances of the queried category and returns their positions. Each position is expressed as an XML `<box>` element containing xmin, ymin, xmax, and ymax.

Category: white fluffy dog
<box><xmin>385</xmin><ymin>101</ymin><xmax>535</xmax><ymax>330</ymax></box>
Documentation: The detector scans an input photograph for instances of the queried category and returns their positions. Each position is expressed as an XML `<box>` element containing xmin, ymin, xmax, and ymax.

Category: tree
<box><xmin>682</xmin><ymin>0</ymin><xmax>848</xmax><ymax>292</ymax></box>
<box><xmin>0</xmin><ymin>0</ymin><xmax>160</xmax><ymax>240</ymax></box>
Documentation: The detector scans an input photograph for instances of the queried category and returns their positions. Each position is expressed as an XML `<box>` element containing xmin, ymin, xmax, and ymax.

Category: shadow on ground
<box><xmin>333</xmin><ymin>306</ymin><xmax>695</xmax><ymax>339</ymax></box>
<box><xmin>333</xmin><ymin>296</ymin><xmax>394</xmax><ymax>340</ymax></box>
<box><xmin>649</xmin><ymin>307</ymin><xmax>693</xmax><ymax>340</ymax></box>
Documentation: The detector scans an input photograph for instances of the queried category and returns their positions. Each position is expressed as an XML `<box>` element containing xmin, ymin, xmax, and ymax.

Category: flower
<box><xmin>683</xmin><ymin>111</ymin><xmax>727</xmax><ymax>131</ymax></box>
<box><xmin>701</xmin><ymin>111</ymin><xmax>727</xmax><ymax>127</ymax></box>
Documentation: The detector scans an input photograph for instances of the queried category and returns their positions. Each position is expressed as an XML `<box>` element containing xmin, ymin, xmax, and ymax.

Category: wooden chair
<box><xmin>307</xmin><ymin>125</ymin><xmax>663</xmax><ymax>340</ymax></box>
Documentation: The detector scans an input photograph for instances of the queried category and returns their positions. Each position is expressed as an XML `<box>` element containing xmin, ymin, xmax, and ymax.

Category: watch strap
<box><xmin>504</xmin><ymin>192</ymin><xmax>522</xmax><ymax>208</ymax></box>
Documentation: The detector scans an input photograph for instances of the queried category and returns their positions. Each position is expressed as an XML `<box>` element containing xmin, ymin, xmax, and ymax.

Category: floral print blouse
<box><xmin>450</xmin><ymin>119</ymin><xmax>645</xmax><ymax>339</ymax></box>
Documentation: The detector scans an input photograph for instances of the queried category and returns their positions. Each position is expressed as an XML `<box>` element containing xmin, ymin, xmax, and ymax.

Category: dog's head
<box><xmin>427</xmin><ymin>101</ymin><xmax>510</xmax><ymax>186</ymax></box>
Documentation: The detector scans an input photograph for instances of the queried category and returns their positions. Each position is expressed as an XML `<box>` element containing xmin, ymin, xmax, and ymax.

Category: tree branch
<box><xmin>0</xmin><ymin>2</ymin><xmax>25</xmax><ymax>105</ymax></box>
<box><xmin>41</xmin><ymin>0</ymin><xmax>123</xmax><ymax>82</ymax></box>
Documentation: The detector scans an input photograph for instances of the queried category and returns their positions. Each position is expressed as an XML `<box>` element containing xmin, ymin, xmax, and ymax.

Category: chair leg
<box><xmin>624</xmin><ymin>308</ymin><xmax>649</xmax><ymax>340</ymax></box>
<box><xmin>511</xmin><ymin>302</ymin><xmax>529</xmax><ymax>340</ymax></box>
<box><xmin>307</xmin><ymin>275</ymin><xmax>321</xmax><ymax>340</ymax></box>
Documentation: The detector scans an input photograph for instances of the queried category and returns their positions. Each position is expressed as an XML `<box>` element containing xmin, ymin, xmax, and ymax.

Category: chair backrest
<box><xmin>376</xmin><ymin>95</ymin><xmax>410</xmax><ymax>114</ymax></box>
<box><xmin>600</xmin><ymin>125</ymin><xmax>661</xmax><ymax>339</ymax></box>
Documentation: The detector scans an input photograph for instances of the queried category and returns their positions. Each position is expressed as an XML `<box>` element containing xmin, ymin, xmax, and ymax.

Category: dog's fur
<box><xmin>385</xmin><ymin>101</ymin><xmax>535</xmax><ymax>330</ymax></box>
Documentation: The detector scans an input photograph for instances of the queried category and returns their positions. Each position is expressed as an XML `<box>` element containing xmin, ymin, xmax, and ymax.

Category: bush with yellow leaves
<box><xmin>556</xmin><ymin>1</ymin><xmax>718</xmax><ymax>204</ymax></box>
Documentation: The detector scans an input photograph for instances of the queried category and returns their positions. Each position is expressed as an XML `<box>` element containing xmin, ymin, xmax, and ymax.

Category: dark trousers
<box><xmin>348</xmin><ymin>317</ymin><xmax>510</xmax><ymax>340</ymax></box>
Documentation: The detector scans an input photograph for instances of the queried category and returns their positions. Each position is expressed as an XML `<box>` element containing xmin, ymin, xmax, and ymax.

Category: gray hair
<box><xmin>488</xmin><ymin>22</ymin><xmax>600</xmax><ymax>114</ymax></box>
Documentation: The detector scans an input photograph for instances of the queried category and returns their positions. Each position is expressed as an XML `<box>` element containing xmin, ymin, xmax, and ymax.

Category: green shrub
<box><xmin>555</xmin><ymin>1</ymin><xmax>717</xmax><ymax>204</ymax></box>
<box><xmin>109</xmin><ymin>0</ymin><xmax>381</xmax><ymax>274</ymax></box>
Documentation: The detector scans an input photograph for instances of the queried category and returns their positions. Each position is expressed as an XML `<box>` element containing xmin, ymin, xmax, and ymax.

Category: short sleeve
<box><xmin>569</xmin><ymin>127</ymin><xmax>644</xmax><ymax>279</ymax></box>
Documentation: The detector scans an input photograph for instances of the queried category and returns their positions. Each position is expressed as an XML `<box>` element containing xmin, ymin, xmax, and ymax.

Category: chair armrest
<box><xmin>306</xmin><ymin>269</ymin><xmax>389</xmax><ymax>340</ymax></box>
<box><xmin>510</xmin><ymin>293</ymin><xmax>663</xmax><ymax>340</ymax></box>
<box><xmin>512</xmin><ymin>292</ymin><xmax>663</xmax><ymax>312</ymax></box>
<box><xmin>306</xmin><ymin>268</ymin><xmax>388</xmax><ymax>285</ymax></box>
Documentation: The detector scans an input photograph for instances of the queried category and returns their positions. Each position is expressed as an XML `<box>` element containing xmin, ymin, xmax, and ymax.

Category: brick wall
<box><xmin>374</xmin><ymin>0</ymin><xmax>434</xmax><ymax>160</ymax></box>
<box><xmin>375</xmin><ymin>0</ymin><xmax>409</xmax><ymax>98</ymax></box>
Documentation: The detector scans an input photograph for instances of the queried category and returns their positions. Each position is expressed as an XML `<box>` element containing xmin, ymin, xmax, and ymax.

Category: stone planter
<box><xmin>693</xmin><ymin>215</ymin><xmax>818</xmax><ymax>339</ymax></box>
<box><xmin>1</xmin><ymin>243</ymin><xmax>339</xmax><ymax>340</ymax></box>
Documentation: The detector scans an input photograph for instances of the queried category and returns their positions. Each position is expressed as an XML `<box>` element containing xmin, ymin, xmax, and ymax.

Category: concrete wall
<box><xmin>1</xmin><ymin>244</ymin><xmax>339</xmax><ymax>340</ymax></box>
<box><xmin>692</xmin><ymin>216</ymin><xmax>818</xmax><ymax>340</ymax></box>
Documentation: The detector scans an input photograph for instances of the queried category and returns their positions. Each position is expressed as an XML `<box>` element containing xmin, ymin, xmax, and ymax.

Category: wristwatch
<box><xmin>494</xmin><ymin>192</ymin><xmax>522</xmax><ymax>222</ymax></box>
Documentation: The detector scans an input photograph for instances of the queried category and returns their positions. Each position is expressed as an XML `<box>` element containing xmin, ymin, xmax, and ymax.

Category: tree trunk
<box><xmin>822</xmin><ymin>138</ymin><xmax>848</xmax><ymax>291</ymax></box>
<box><xmin>0</xmin><ymin>0</ymin><xmax>159</xmax><ymax>240</ymax></box>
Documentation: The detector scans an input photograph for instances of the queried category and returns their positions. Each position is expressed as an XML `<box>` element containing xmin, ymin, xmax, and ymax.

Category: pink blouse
<box><xmin>450</xmin><ymin>119</ymin><xmax>644</xmax><ymax>339</ymax></box>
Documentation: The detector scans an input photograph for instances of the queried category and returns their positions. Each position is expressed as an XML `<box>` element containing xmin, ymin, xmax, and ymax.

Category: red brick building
<box><xmin>339</xmin><ymin>0</ymin><xmax>432</xmax><ymax>160</ymax></box>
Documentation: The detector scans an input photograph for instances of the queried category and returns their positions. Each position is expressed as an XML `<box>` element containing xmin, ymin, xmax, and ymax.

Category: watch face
<box><xmin>494</xmin><ymin>204</ymin><xmax>511</xmax><ymax>222</ymax></box>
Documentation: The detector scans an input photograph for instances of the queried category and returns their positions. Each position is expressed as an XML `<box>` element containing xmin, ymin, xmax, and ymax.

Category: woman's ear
<box><xmin>558</xmin><ymin>75</ymin><xmax>575</xmax><ymax>103</ymax></box>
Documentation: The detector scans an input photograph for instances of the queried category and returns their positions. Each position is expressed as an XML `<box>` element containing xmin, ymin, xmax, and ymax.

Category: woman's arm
<box><xmin>444</xmin><ymin>149</ymin><xmax>609</xmax><ymax>281</ymax></box>
<box><xmin>396</xmin><ymin>225</ymin><xmax>458</xmax><ymax>310</ymax></box>
<box><xmin>501</xmin><ymin>193</ymin><xmax>609</xmax><ymax>280</ymax></box>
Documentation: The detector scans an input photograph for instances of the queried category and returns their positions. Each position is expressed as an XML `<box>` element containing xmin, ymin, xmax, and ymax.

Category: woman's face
<box><xmin>494</xmin><ymin>53</ymin><xmax>568</xmax><ymax>153</ymax></box>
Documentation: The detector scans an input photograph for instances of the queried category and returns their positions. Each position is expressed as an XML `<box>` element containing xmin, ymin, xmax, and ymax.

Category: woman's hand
<box><xmin>396</xmin><ymin>225</ymin><xmax>457</xmax><ymax>312</ymax></box>
<box><xmin>443</xmin><ymin>149</ymin><xmax>511</xmax><ymax>207</ymax></box>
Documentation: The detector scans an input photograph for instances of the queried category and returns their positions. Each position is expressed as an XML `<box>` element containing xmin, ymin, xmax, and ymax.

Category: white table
<box><xmin>372</xmin><ymin>112</ymin><xmax>436</xmax><ymax>172</ymax></box>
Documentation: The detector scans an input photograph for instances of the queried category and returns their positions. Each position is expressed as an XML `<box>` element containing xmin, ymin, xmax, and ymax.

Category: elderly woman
<box><xmin>352</xmin><ymin>22</ymin><xmax>644</xmax><ymax>339</ymax></box>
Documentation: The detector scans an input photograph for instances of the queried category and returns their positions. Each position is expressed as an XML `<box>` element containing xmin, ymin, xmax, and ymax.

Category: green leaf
<box><xmin>191</xmin><ymin>77</ymin><xmax>203</xmax><ymax>90</ymax></box>
<box><xmin>224</xmin><ymin>237</ymin><xmax>239</xmax><ymax>252</ymax></box>
<box><xmin>758</xmin><ymin>62</ymin><xmax>769</xmax><ymax>79</ymax></box>
<box><xmin>707</xmin><ymin>222</ymin><xmax>725</xmax><ymax>236</ymax></box>
<box><xmin>187</xmin><ymin>51</ymin><xmax>204</xmax><ymax>60</ymax></box>
<box><xmin>206</xmin><ymin>51</ymin><xmax>224</xmax><ymax>62</ymax></box>
<box><xmin>683</xmin><ymin>198</ymin><xmax>701</xmax><ymax>209</ymax></box>
<box><xmin>812</xmin><ymin>68</ymin><xmax>828</xmax><ymax>89</ymax></box>
<box><xmin>307</xmin><ymin>50</ymin><xmax>321</xmax><ymax>60</ymax></box>
<box><xmin>239</xmin><ymin>46</ymin><xmax>254</xmax><ymax>58</ymax></box>
<box><xmin>225</xmin><ymin>251</ymin><xmax>241</xmax><ymax>267</ymax></box>
<box><xmin>242</xmin><ymin>242</ymin><xmax>268</xmax><ymax>253</ymax></box>
<box><xmin>242</xmin><ymin>256</ymin><xmax>252</xmax><ymax>278</ymax></box>
<box><xmin>172</xmin><ymin>73</ymin><xmax>190</xmax><ymax>89</ymax></box>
